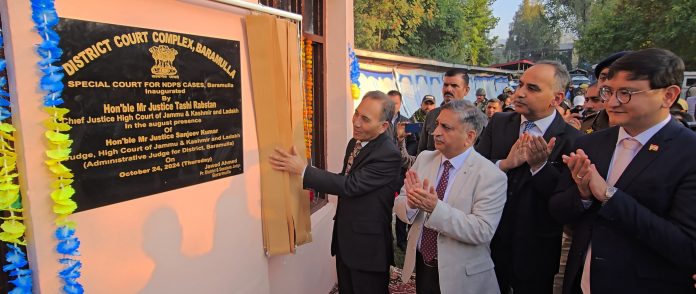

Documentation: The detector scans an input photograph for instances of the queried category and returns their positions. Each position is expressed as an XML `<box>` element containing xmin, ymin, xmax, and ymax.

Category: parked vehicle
<box><xmin>571</xmin><ymin>75</ymin><xmax>591</xmax><ymax>88</ymax></box>
<box><xmin>683</xmin><ymin>71</ymin><xmax>696</xmax><ymax>98</ymax></box>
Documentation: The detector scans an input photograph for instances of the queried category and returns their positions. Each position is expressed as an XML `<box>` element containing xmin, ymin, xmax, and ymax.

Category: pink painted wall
<box><xmin>0</xmin><ymin>0</ymin><xmax>353</xmax><ymax>293</ymax></box>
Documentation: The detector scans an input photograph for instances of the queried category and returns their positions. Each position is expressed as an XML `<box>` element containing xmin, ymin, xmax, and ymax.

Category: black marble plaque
<box><xmin>56</xmin><ymin>18</ymin><xmax>243</xmax><ymax>211</ymax></box>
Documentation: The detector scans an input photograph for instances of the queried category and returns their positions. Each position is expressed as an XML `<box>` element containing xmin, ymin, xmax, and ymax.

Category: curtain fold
<box><xmin>245</xmin><ymin>14</ymin><xmax>311</xmax><ymax>256</ymax></box>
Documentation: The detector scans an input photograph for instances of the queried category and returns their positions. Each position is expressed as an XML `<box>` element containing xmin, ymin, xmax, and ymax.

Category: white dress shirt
<box><xmin>406</xmin><ymin>147</ymin><xmax>473</xmax><ymax>248</ymax></box>
<box><xmin>519</xmin><ymin>111</ymin><xmax>557</xmax><ymax>137</ymax></box>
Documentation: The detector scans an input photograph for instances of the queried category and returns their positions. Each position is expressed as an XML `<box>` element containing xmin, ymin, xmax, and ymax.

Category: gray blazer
<box><xmin>395</xmin><ymin>149</ymin><xmax>507</xmax><ymax>294</ymax></box>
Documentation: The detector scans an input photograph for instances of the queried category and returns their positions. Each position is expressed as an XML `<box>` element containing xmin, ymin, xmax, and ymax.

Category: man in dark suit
<box><xmin>387</xmin><ymin>90</ymin><xmax>417</xmax><ymax>156</ymax></box>
<box><xmin>418</xmin><ymin>68</ymin><xmax>471</xmax><ymax>153</ymax></box>
<box><xmin>475</xmin><ymin>60</ymin><xmax>581</xmax><ymax>294</ymax></box>
<box><xmin>387</xmin><ymin>90</ymin><xmax>415</xmax><ymax>251</ymax></box>
<box><xmin>550</xmin><ymin>48</ymin><xmax>696</xmax><ymax>294</ymax></box>
<box><xmin>269</xmin><ymin>90</ymin><xmax>402</xmax><ymax>294</ymax></box>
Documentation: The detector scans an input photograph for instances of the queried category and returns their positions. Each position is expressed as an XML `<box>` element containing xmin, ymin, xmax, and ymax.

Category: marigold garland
<box><xmin>0</xmin><ymin>27</ymin><xmax>33</xmax><ymax>294</ymax></box>
<box><xmin>302</xmin><ymin>38</ymin><xmax>313</xmax><ymax>159</ymax></box>
<box><xmin>31</xmin><ymin>0</ymin><xmax>84</xmax><ymax>293</ymax></box>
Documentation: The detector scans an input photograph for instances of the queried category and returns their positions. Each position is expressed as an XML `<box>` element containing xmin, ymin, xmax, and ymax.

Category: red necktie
<box><xmin>419</xmin><ymin>160</ymin><xmax>453</xmax><ymax>263</ymax></box>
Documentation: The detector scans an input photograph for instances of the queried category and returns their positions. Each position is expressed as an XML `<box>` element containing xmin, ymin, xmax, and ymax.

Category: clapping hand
<box><xmin>562</xmin><ymin>150</ymin><xmax>593</xmax><ymax>199</ymax></box>
<box><xmin>523</xmin><ymin>134</ymin><xmax>556</xmax><ymax>172</ymax></box>
<box><xmin>404</xmin><ymin>170</ymin><xmax>438</xmax><ymax>213</ymax></box>
<box><xmin>499</xmin><ymin>136</ymin><xmax>526</xmax><ymax>172</ymax></box>
<box><xmin>562</xmin><ymin>149</ymin><xmax>608</xmax><ymax>202</ymax></box>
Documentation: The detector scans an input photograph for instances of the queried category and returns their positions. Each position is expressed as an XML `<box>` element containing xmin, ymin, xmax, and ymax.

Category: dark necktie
<box><xmin>419</xmin><ymin>160</ymin><xmax>453</xmax><ymax>263</ymax></box>
<box><xmin>522</xmin><ymin>120</ymin><xmax>536</xmax><ymax>134</ymax></box>
<box><xmin>344</xmin><ymin>141</ymin><xmax>363</xmax><ymax>174</ymax></box>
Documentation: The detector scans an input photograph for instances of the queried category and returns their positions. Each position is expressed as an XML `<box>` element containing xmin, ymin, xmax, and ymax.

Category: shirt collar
<box><xmin>617</xmin><ymin>115</ymin><xmax>672</xmax><ymax>146</ymax></box>
<box><xmin>440</xmin><ymin>146</ymin><xmax>473</xmax><ymax>170</ymax></box>
<box><xmin>520</xmin><ymin>111</ymin><xmax>557</xmax><ymax>135</ymax></box>
<box><xmin>391</xmin><ymin>112</ymin><xmax>401</xmax><ymax>124</ymax></box>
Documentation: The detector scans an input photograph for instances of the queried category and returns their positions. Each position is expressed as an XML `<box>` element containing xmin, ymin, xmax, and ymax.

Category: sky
<box><xmin>490</xmin><ymin>0</ymin><xmax>524</xmax><ymax>41</ymax></box>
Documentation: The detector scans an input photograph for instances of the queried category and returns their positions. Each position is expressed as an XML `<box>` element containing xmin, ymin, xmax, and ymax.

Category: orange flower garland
<box><xmin>302</xmin><ymin>38</ymin><xmax>313</xmax><ymax>159</ymax></box>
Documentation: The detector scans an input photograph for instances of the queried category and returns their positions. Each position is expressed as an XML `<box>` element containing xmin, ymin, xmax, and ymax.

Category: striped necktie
<box><xmin>344</xmin><ymin>141</ymin><xmax>363</xmax><ymax>174</ymax></box>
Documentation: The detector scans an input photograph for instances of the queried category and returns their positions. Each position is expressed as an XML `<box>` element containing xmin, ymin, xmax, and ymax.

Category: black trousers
<box><xmin>395</xmin><ymin>216</ymin><xmax>408</xmax><ymax>247</ymax></box>
<box><xmin>415</xmin><ymin>251</ymin><xmax>441</xmax><ymax>294</ymax></box>
<box><xmin>495</xmin><ymin>267</ymin><xmax>555</xmax><ymax>294</ymax></box>
<box><xmin>336</xmin><ymin>254</ymin><xmax>389</xmax><ymax>294</ymax></box>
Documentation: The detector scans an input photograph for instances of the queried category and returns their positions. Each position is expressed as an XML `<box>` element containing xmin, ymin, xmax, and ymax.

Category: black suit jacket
<box><xmin>303</xmin><ymin>132</ymin><xmax>402</xmax><ymax>272</ymax></box>
<box><xmin>389</xmin><ymin>112</ymin><xmax>417</xmax><ymax>155</ymax></box>
<box><xmin>475</xmin><ymin>111</ymin><xmax>581</xmax><ymax>281</ymax></box>
<box><xmin>417</xmin><ymin>107</ymin><xmax>442</xmax><ymax>153</ymax></box>
<box><xmin>549</xmin><ymin>119</ymin><xmax>696</xmax><ymax>294</ymax></box>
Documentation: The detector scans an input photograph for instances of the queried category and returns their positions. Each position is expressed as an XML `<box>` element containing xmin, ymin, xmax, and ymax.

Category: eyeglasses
<box><xmin>599</xmin><ymin>87</ymin><xmax>662</xmax><ymax>104</ymax></box>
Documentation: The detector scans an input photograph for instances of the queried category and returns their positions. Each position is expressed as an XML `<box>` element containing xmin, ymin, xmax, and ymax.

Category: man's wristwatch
<box><xmin>603</xmin><ymin>186</ymin><xmax>618</xmax><ymax>205</ymax></box>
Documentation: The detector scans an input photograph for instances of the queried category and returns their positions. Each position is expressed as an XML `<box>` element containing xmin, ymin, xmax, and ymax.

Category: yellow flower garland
<box><xmin>0</xmin><ymin>122</ymin><xmax>24</xmax><ymax>245</ymax></box>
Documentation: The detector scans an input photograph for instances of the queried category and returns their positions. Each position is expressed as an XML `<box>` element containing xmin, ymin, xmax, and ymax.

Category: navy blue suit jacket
<box><xmin>550</xmin><ymin>119</ymin><xmax>696</xmax><ymax>294</ymax></box>
<box><xmin>476</xmin><ymin>111</ymin><xmax>581</xmax><ymax>281</ymax></box>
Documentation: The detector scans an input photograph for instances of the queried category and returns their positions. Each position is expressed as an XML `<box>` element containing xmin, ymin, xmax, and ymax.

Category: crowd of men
<box><xmin>269</xmin><ymin>48</ymin><xmax>696</xmax><ymax>294</ymax></box>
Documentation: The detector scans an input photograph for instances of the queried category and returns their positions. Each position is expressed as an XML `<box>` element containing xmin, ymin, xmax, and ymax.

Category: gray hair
<box><xmin>362</xmin><ymin>90</ymin><xmax>395</xmax><ymax>122</ymax></box>
<box><xmin>688</xmin><ymin>86</ymin><xmax>696</xmax><ymax>97</ymax></box>
<box><xmin>441</xmin><ymin>100</ymin><xmax>488</xmax><ymax>136</ymax></box>
<box><xmin>535</xmin><ymin>60</ymin><xmax>570</xmax><ymax>93</ymax></box>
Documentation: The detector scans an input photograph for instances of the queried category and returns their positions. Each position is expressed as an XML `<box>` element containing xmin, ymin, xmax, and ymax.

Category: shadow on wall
<box><xmin>138</xmin><ymin>173</ymin><xmax>267</xmax><ymax>294</ymax></box>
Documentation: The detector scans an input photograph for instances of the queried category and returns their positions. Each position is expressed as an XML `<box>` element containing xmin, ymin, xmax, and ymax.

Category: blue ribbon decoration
<box><xmin>30</xmin><ymin>0</ymin><xmax>84</xmax><ymax>293</ymax></box>
<box><xmin>3</xmin><ymin>244</ymin><xmax>32</xmax><ymax>293</ymax></box>
<box><xmin>348</xmin><ymin>46</ymin><xmax>360</xmax><ymax>87</ymax></box>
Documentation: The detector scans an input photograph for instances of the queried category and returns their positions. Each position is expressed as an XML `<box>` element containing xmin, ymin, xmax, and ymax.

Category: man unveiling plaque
<box><xmin>56</xmin><ymin>18</ymin><xmax>243</xmax><ymax>211</ymax></box>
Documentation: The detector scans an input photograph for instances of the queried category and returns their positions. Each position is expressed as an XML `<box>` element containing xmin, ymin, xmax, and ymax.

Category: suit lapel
<box><xmin>593</xmin><ymin>127</ymin><xmax>619</xmax><ymax>179</ymax></box>
<box><xmin>351</xmin><ymin>133</ymin><xmax>383</xmax><ymax>169</ymax></box>
<box><xmin>427</xmin><ymin>153</ymin><xmax>442</xmax><ymax>188</ymax></box>
<box><xmin>503</xmin><ymin>113</ymin><xmax>522</xmax><ymax>154</ymax></box>
<box><xmin>543</xmin><ymin>111</ymin><xmax>568</xmax><ymax>160</ymax></box>
<box><xmin>445</xmin><ymin>151</ymin><xmax>475</xmax><ymax>205</ymax></box>
<box><xmin>614</xmin><ymin>120</ymin><xmax>680</xmax><ymax>189</ymax></box>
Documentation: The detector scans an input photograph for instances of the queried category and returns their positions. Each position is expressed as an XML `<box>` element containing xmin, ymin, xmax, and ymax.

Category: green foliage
<box><xmin>354</xmin><ymin>0</ymin><xmax>498</xmax><ymax>66</ymax></box>
<box><xmin>575</xmin><ymin>0</ymin><xmax>696</xmax><ymax>69</ymax></box>
<box><xmin>354</xmin><ymin>0</ymin><xmax>435</xmax><ymax>52</ymax></box>
<box><xmin>505</xmin><ymin>0</ymin><xmax>561</xmax><ymax>61</ymax></box>
<box><xmin>544</xmin><ymin>0</ymin><xmax>595</xmax><ymax>37</ymax></box>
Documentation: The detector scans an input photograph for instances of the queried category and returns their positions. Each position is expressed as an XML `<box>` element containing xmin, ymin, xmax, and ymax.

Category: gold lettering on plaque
<box><xmin>149</xmin><ymin>45</ymin><xmax>179</xmax><ymax>78</ymax></box>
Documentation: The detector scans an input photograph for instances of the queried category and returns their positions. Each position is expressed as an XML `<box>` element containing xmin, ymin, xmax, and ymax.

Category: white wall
<box><xmin>325</xmin><ymin>0</ymin><xmax>355</xmax><ymax>173</ymax></box>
